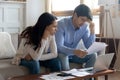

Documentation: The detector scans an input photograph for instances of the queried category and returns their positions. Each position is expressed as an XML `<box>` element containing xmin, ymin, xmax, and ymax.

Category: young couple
<box><xmin>12</xmin><ymin>4</ymin><xmax>96</xmax><ymax>74</ymax></box>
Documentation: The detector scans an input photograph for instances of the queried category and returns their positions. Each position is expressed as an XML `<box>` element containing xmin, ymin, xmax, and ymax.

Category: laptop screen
<box><xmin>93</xmin><ymin>53</ymin><xmax>115</xmax><ymax>72</ymax></box>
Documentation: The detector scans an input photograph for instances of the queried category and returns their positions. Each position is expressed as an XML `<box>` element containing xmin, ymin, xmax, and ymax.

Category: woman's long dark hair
<box><xmin>21</xmin><ymin>12</ymin><xmax>57</xmax><ymax>50</ymax></box>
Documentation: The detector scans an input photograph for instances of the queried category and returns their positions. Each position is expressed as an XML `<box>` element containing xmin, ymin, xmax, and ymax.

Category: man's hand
<box><xmin>74</xmin><ymin>49</ymin><xmax>87</xmax><ymax>58</ymax></box>
<box><xmin>24</xmin><ymin>54</ymin><xmax>32</xmax><ymax>61</ymax></box>
<box><xmin>88</xmin><ymin>20</ymin><xmax>95</xmax><ymax>34</ymax></box>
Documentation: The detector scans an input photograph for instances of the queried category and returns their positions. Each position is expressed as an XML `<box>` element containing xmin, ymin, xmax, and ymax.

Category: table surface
<box><xmin>8</xmin><ymin>69</ymin><xmax>115</xmax><ymax>80</ymax></box>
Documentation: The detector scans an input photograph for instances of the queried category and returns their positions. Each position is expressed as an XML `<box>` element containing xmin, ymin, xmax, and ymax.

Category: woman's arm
<box><xmin>12</xmin><ymin>38</ymin><xmax>26</xmax><ymax>65</ymax></box>
<box><xmin>28</xmin><ymin>39</ymin><xmax>47</xmax><ymax>61</ymax></box>
<box><xmin>39</xmin><ymin>36</ymin><xmax>58</xmax><ymax>60</ymax></box>
<box><xmin>14</xmin><ymin>38</ymin><xmax>28</xmax><ymax>58</ymax></box>
<box><xmin>29</xmin><ymin>36</ymin><xmax>58</xmax><ymax>61</ymax></box>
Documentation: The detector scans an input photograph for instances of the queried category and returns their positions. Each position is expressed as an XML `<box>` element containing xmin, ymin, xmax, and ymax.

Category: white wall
<box><xmin>103</xmin><ymin>0</ymin><xmax>120</xmax><ymax>70</ymax></box>
<box><xmin>103</xmin><ymin>0</ymin><xmax>120</xmax><ymax>38</ymax></box>
<box><xmin>26</xmin><ymin>0</ymin><xmax>45</xmax><ymax>27</ymax></box>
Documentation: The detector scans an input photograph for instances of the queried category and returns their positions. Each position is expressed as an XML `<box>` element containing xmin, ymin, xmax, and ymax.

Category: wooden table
<box><xmin>8</xmin><ymin>69</ymin><xmax>115</xmax><ymax>80</ymax></box>
<box><xmin>68</xmin><ymin>69</ymin><xmax>115</xmax><ymax>80</ymax></box>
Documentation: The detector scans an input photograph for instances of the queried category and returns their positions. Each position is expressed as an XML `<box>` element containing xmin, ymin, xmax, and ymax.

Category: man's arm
<box><xmin>55</xmin><ymin>22</ymin><xmax>74</xmax><ymax>56</ymax></box>
<box><xmin>55</xmin><ymin>21</ymin><xmax>87</xmax><ymax>57</ymax></box>
<box><xmin>82</xmin><ymin>21</ymin><xmax>96</xmax><ymax>49</ymax></box>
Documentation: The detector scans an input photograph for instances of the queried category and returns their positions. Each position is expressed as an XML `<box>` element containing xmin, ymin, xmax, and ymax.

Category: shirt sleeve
<box><xmin>12</xmin><ymin>38</ymin><xmax>26</xmax><ymax>65</ymax></box>
<box><xmin>28</xmin><ymin>39</ymin><xmax>46</xmax><ymax>61</ymax></box>
<box><xmin>16</xmin><ymin>38</ymin><xmax>26</xmax><ymax>57</ymax></box>
<box><xmin>55</xmin><ymin>21</ymin><xmax>74</xmax><ymax>56</ymax></box>
<box><xmin>39</xmin><ymin>36</ymin><xmax>58</xmax><ymax>60</ymax></box>
<box><xmin>82</xmin><ymin>26</ymin><xmax>96</xmax><ymax>49</ymax></box>
<box><xmin>29</xmin><ymin>36</ymin><xmax>58</xmax><ymax>61</ymax></box>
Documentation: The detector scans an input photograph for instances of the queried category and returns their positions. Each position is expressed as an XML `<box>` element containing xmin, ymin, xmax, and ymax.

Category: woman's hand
<box><xmin>24</xmin><ymin>54</ymin><xmax>32</xmax><ymax>61</ymax></box>
<box><xmin>74</xmin><ymin>49</ymin><xmax>87</xmax><ymax>58</ymax></box>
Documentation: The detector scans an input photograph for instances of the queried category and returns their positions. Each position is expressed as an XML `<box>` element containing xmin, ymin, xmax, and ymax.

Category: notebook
<box><xmin>80</xmin><ymin>53</ymin><xmax>115</xmax><ymax>73</ymax></box>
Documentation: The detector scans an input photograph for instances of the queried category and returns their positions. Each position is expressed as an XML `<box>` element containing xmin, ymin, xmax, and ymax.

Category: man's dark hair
<box><xmin>74</xmin><ymin>4</ymin><xmax>93</xmax><ymax>21</ymax></box>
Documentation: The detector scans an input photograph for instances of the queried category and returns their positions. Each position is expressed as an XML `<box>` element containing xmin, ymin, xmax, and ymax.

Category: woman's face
<box><xmin>47</xmin><ymin>20</ymin><xmax>57</xmax><ymax>35</ymax></box>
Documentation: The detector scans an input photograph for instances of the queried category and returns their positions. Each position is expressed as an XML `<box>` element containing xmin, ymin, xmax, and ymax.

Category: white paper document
<box><xmin>87</xmin><ymin>42</ymin><xmax>107</xmax><ymax>55</ymax></box>
<box><xmin>40</xmin><ymin>68</ymin><xmax>92</xmax><ymax>80</ymax></box>
<box><xmin>63</xmin><ymin>69</ymin><xmax>91</xmax><ymax>77</ymax></box>
<box><xmin>40</xmin><ymin>72</ymin><xmax>75</xmax><ymax>80</ymax></box>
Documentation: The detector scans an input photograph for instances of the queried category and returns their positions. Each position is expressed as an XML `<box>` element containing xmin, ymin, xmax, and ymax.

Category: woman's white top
<box><xmin>12</xmin><ymin>35</ymin><xmax>58</xmax><ymax>65</ymax></box>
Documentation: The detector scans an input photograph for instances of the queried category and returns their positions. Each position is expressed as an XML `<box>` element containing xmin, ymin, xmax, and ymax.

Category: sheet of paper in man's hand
<box><xmin>87</xmin><ymin>42</ymin><xmax>107</xmax><ymax>55</ymax></box>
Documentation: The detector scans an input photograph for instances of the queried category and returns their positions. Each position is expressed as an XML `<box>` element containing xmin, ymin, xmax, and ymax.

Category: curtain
<box><xmin>45</xmin><ymin>0</ymin><xmax>52</xmax><ymax>13</ymax></box>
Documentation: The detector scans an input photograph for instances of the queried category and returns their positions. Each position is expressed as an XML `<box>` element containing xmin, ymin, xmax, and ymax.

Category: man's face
<box><xmin>73</xmin><ymin>13</ymin><xmax>88</xmax><ymax>28</ymax></box>
<box><xmin>76</xmin><ymin>16</ymin><xmax>88</xmax><ymax>28</ymax></box>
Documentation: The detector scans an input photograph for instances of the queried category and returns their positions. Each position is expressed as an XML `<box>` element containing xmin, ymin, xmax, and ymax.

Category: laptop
<box><xmin>79</xmin><ymin>53</ymin><xmax>115</xmax><ymax>73</ymax></box>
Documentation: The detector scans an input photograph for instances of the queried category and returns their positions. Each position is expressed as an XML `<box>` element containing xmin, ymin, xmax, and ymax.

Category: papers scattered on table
<box><xmin>40</xmin><ymin>72</ymin><xmax>75</xmax><ymax>80</ymax></box>
<box><xmin>63</xmin><ymin>68</ymin><xmax>91</xmax><ymax>77</ymax></box>
<box><xmin>87</xmin><ymin>42</ymin><xmax>107</xmax><ymax>55</ymax></box>
<box><xmin>40</xmin><ymin>68</ymin><xmax>93</xmax><ymax>80</ymax></box>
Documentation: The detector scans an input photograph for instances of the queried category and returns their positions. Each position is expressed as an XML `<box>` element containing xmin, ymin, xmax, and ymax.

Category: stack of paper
<box><xmin>40</xmin><ymin>68</ymin><xmax>92</xmax><ymax>80</ymax></box>
<box><xmin>63</xmin><ymin>68</ymin><xmax>91</xmax><ymax>77</ymax></box>
<box><xmin>40</xmin><ymin>72</ymin><xmax>75</xmax><ymax>80</ymax></box>
<box><xmin>87</xmin><ymin>42</ymin><xmax>107</xmax><ymax>55</ymax></box>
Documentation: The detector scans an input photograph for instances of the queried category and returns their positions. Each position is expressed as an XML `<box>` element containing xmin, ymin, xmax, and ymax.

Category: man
<box><xmin>55</xmin><ymin>4</ymin><xmax>97</xmax><ymax>70</ymax></box>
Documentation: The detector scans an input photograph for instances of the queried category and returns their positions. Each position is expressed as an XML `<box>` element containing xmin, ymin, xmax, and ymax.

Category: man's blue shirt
<box><xmin>55</xmin><ymin>17</ymin><xmax>95</xmax><ymax>56</ymax></box>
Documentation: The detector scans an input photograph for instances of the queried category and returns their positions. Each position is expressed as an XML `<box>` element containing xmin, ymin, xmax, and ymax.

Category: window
<box><xmin>50</xmin><ymin>0</ymin><xmax>101</xmax><ymax>35</ymax></box>
<box><xmin>52</xmin><ymin>0</ymin><xmax>80</xmax><ymax>11</ymax></box>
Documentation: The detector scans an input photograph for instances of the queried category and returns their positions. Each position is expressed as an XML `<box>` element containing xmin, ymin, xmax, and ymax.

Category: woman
<box><xmin>12</xmin><ymin>12</ymin><xmax>61</xmax><ymax>74</ymax></box>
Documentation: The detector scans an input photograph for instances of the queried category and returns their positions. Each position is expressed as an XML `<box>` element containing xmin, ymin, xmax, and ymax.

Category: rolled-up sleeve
<box><xmin>29</xmin><ymin>36</ymin><xmax>58</xmax><ymax>61</ymax></box>
<box><xmin>82</xmin><ymin>27</ymin><xmax>96</xmax><ymax>49</ymax></box>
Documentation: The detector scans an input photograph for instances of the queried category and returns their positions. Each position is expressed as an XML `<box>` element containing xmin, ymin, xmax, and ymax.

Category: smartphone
<box><xmin>57</xmin><ymin>73</ymin><xmax>72</xmax><ymax>77</ymax></box>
